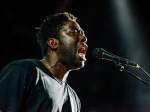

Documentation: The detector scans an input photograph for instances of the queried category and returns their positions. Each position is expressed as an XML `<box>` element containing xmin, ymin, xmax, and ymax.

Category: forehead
<box><xmin>61</xmin><ymin>20</ymin><xmax>83</xmax><ymax>31</ymax></box>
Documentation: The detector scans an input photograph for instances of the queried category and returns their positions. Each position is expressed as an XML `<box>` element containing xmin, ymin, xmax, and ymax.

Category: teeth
<box><xmin>78</xmin><ymin>53</ymin><xmax>85</xmax><ymax>57</ymax></box>
<box><xmin>77</xmin><ymin>46</ymin><xmax>87</xmax><ymax>61</ymax></box>
<box><xmin>78</xmin><ymin>53</ymin><xmax>86</xmax><ymax>61</ymax></box>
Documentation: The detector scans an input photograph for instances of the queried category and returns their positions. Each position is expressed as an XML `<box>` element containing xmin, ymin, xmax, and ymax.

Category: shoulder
<box><xmin>12</xmin><ymin>59</ymin><xmax>40</xmax><ymax>67</ymax></box>
<box><xmin>0</xmin><ymin>59</ymin><xmax>44</xmax><ymax>86</ymax></box>
<box><xmin>1</xmin><ymin>59</ymin><xmax>42</xmax><ymax>74</ymax></box>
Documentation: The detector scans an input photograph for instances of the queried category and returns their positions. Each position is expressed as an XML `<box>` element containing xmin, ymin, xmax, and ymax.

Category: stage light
<box><xmin>110</xmin><ymin>0</ymin><xmax>150</xmax><ymax>110</ymax></box>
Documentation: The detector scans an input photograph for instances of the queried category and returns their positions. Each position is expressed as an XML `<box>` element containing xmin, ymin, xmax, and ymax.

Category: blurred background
<box><xmin>1</xmin><ymin>0</ymin><xmax>150</xmax><ymax>111</ymax></box>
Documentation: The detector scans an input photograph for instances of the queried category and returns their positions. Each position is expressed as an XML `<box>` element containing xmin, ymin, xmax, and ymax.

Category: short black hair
<box><xmin>37</xmin><ymin>12</ymin><xmax>77</xmax><ymax>56</ymax></box>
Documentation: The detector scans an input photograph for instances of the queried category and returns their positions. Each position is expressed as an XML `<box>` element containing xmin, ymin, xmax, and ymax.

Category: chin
<box><xmin>72</xmin><ymin>61</ymin><xmax>85</xmax><ymax>70</ymax></box>
<box><xmin>69</xmin><ymin>54</ymin><xmax>86</xmax><ymax>70</ymax></box>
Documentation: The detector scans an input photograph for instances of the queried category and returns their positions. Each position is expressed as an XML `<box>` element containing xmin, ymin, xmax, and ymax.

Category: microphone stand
<box><xmin>116</xmin><ymin>64</ymin><xmax>150</xmax><ymax>88</ymax></box>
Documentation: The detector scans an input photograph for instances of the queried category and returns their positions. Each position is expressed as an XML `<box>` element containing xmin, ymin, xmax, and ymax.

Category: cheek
<box><xmin>60</xmin><ymin>33</ymin><xmax>72</xmax><ymax>44</ymax></box>
<box><xmin>61</xmin><ymin>39</ymin><xmax>73</xmax><ymax>45</ymax></box>
<box><xmin>60</xmin><ymin>41</ymin><xmax>77</xmax><ymax>54</ymax></box>
<box><xmin>60</xmin><ymin>33</ymin><xmax>78</xmax><ymax>45</ymax></box>
<box><xmin>59</xmin><ymin>44</ymin><xmax>73</xmax><ymax>55</ymax></box>
<box><xmin>64</xmin><ymin>46</ymin><xmax>76</xmax><ymax>55</ymax></box>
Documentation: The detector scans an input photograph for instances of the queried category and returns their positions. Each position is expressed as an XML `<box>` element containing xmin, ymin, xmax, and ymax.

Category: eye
<box><xmin>71</xmin><ymin>30</ymin><xmax>79</xmax><ymax>36</ymax></box>
<box><xmin>74</xmin><ymin>31</ymin><xmax>78</xmax><ymax>35</ymax></box>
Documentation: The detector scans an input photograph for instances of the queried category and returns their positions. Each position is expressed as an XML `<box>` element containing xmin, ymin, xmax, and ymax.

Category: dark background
<box><xmin>1</xmin><ymin>0</ymin><xmax>150</xmax><ymax>111</ymax></box>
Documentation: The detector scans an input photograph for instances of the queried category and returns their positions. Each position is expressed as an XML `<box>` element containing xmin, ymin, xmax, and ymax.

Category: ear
<box><xmin>47</xmin><ymin>38</ymin><xmax>58</xmax><ymax>49</ymax></box>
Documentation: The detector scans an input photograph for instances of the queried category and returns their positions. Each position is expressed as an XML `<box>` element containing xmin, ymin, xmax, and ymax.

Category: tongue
<box><xmin>78</xmin><ymin>47</ymin><xmax>85</xmax><ymax>54</ymax></box>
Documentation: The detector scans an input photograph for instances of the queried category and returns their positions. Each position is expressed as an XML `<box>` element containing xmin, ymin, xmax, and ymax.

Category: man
<box><xmin>0</xmin><ymin>12</ymin><xmax>88</xmax><ymax>112</ymax></box>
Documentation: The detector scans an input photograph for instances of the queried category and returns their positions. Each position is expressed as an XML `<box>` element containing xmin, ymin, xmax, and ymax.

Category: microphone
<box><xmin>92</xmin><ymin>48</ymin><xmax>140</xmax><ymax>68</ymax></box>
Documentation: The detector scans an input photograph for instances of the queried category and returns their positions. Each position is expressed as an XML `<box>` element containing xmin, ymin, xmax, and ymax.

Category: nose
<box><xmin>79</xmin><ymin>35</ymin><xmax>87</xmax><ymax>43</ymax></box>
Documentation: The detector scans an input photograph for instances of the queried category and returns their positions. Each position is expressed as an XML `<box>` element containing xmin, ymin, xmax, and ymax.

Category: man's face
<box><xmin>57</xmin><ymin>20</ymin><xmax>88</xmax><ymax>70</ymax></box>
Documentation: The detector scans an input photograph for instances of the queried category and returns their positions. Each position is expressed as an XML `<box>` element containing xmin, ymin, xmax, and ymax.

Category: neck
<box><xmin>41</xmin><ymin>56</ymin><xmax>70</xmax><ymax>83</ymax></box>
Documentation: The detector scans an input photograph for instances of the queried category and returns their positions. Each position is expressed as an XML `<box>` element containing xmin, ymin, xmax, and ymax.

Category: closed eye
<box><xmin>70</xmin><ymin>30</ymin><xmax>79</xmax><ymax>36</ymax></box>
<box><xmin>74</xmin><ymin>30</ymin><xmax>78</xmax><ymax>35</ymax></box>
<box><xmin>70</xmin><ymin>28</ymin><xmax>85</xmax><ymax>36</ymax></box>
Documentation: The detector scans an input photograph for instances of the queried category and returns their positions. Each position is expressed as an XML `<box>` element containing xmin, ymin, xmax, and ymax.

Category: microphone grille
<box><xmin>92</xmin><ymin>48</ymin><xmax>105</xmax><ymax>59</ymax></box>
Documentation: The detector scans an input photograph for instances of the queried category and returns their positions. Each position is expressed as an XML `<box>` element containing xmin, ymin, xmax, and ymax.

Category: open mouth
<box><xmin>77</xmin><ymin>46</ymin><xmax>87</xmax><ymax>61</ymax></box>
